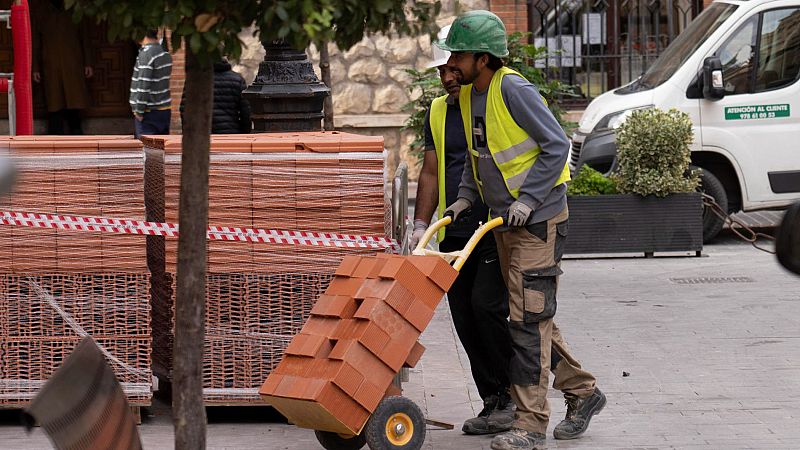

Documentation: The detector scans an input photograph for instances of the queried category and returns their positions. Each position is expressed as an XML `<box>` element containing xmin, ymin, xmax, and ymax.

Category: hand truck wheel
<box><xmin>364</xmin><ymin>396</ymin><xmax>425</xmax><ymax>449</ymax></box>
<box><xmin>314</xmin><ymin>430</ymin><xmax>366</xmax><ymax>450</ymax></box>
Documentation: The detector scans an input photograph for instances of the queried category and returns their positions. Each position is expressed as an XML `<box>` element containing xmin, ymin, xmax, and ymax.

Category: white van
<box><xmin>571</xmin><ymin>0</ymin><xmax>800</xmax><ymax>241</ymax></box>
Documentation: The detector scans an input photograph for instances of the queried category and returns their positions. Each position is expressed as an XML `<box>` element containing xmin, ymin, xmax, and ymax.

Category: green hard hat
<box><xmin>435</xmin><ymin>10</ymin><xmax>509</xmax><ymax>58</ymax></box>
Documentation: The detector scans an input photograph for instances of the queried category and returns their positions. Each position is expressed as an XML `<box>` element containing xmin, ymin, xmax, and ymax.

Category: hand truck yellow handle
<box><xmin>412</xmin><ymin>216</ymin><xmax>504</xmax><ymax>272</ymax></box>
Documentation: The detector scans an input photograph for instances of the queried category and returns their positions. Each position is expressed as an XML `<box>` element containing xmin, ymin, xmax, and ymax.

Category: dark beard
<box><xmin>457</xmin><ymin>60</ymin><xmax>481</xmax><ymax>85</ymax></box>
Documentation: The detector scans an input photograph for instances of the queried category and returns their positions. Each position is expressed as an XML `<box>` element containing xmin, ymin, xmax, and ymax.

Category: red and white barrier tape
<box><xmin>0</xmin><ymin>210</ymin><xmax>399</xmax><ymax>250</ymax></box>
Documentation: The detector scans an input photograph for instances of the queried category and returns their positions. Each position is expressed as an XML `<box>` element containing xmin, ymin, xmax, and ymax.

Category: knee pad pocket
<box><xmin>521</xmin><ymin>266</ymin><xmax>562</xmax><ymax>323</ymax></box>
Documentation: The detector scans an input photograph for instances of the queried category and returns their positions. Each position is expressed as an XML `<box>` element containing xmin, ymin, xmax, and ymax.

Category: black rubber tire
<box><xmin>695</xmin><ymin>167</ymin><xmax>728</xmax><ymax>243</ymax></box>
<box><xmin>776</xmin><ymin>201</ymin><xmax>800</xmax><ymax>276</ymax></box>
<box><xmin>364</xmin><ymin>396</ymin><xmax>425</xmax><ymax>450</ymax></box>
<box><xmin>314</xmin><ymin>430</ymin><xmax>366</xmax><ymax>450</ymax></box>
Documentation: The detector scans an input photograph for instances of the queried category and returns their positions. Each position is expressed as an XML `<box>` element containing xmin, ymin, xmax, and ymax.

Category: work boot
<box><xmin>490</xmin><ymin>428</ymin><xmax>546</xmax><ymax>450</ymax></box>
<box><xmin>462</xmin><ymin>392</ymin><xmax>514</xmax><ymax>435</ymax></box>
<box><xmin>553</xmin><ymin>387</ymin><xmax>607</xmax><ymax>440</ymax></box>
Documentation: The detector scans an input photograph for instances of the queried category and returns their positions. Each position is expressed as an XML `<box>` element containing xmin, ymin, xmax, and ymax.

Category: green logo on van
<box><xmin>725</xmin><ymin>104</ymin><xmax>790</xmax><ymax>120</ymax></box>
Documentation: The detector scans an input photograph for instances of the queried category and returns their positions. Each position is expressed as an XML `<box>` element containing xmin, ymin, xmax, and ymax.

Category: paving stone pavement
<box><xmin>2</xmin><ymin>232</ymin><xmax>798</xmax><ymax>449</ymax></box>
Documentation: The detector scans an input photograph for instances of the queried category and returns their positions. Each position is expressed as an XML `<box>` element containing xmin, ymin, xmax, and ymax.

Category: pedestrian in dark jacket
<box><xmin>181</xmin><ymin>60</ymin><xmax>252</xmax><ymax>134</ymax></box>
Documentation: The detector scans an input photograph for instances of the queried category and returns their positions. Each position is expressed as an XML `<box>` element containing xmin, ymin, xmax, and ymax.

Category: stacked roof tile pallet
<box><xmin>0</xmin><ymin>136</ymin><xmax>152</xmax><ymax>408</ymax></box>
<box><xmin>260</xmin><ymin>253</ymin><xmax>458</xmax><ymax>434</ymax></box>
<box><xmin>142</xmin><ymin>132</ymin><xmax>389</xmax><ymax>404</ymax></box>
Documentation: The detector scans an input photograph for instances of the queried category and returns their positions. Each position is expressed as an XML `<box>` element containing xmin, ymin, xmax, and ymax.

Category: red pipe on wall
<box><xmin>11</xmin><ymin>0</ymin><xmax>33</xmax><ymax>135</ymax></box>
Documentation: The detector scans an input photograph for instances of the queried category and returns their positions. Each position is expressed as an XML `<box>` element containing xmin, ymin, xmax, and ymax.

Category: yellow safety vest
<box><xmin>458</xmin><ymin>66</ymin><xmax>571</xmax><ymax>201</ymax></box>
<box><xmin>429</xmin><ymin>94</ymin><xmax>449</xmax><ymax>242</ymax></box>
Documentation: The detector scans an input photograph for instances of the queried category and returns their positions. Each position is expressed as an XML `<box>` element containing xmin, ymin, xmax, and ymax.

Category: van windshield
<box><xmin>620</xmin><ymin>2</ymin><xmax>738</xmax><ymax>92</ymax></box>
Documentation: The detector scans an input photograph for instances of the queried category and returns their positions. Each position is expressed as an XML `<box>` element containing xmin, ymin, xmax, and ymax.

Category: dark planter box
<box><xmin>565</xmin><ymin>192</ymin><xmax>703</xmax><ymax>255</ymax></box>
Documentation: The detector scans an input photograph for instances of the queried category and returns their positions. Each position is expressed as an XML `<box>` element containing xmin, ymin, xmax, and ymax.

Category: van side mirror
<box><xmin>702</xmin><ymin>56</ymin><xmax>725</xmax><ymax>100</ymax></box>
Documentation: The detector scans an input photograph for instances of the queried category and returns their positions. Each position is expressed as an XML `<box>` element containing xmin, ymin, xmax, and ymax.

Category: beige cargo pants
<box><xmin>493</xmin><ymin>206</ymin><xmax>596</xmax><ymax>434</ymax></box>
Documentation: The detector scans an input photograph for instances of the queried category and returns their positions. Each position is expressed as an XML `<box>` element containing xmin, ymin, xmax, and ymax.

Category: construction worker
<box><xmin>438</xmin><ymin>11</ymin><xmax>606</xmax><ymax>450</ymax></box>
<box><xmin>410</xmin><ymin>25</ymin><xmax>514</xmax><ymax>436</ymax></box>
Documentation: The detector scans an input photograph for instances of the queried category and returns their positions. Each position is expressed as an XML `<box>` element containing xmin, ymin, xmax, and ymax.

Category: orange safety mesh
<box><xmin>144</xmin><ymin>132</ymin><xmax>389</xmax><ymax>404</ymax></box>
<box><xmin>0</xmin><ymin>136</ymin><xmax>152</xmax><ymax>406</ymax></box>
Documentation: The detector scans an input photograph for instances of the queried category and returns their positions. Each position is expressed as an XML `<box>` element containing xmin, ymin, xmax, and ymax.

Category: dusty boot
<box><xmin>490</xmin><ymin>428</ymin><xmax>546</xmax><ymax>450</ymax></box>
<box><xmin>462</xmin><ymin>393</ymin><xmax>514</xmax><ymax>435</ymax></box>
<box><xmin>553</xmin><ymin>387</ymin><xmax>606</xmax><ymax>440</ymax></box>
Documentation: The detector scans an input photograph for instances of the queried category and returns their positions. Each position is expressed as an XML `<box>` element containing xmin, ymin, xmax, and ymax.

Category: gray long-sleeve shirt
<box><xmin>457</xmin><ymin>72</ymin><xmax>569</xmax><ymax>227</ymax></box>
<box><xmin>130</xmin><ymin>43</ymin><xmax>173</xmax><ymax>115</ymax></box>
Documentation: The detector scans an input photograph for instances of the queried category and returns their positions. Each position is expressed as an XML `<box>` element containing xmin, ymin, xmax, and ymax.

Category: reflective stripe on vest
<box><xmin>458</xmin><ymin>66</ymin><xmax>571</xmax><ymax>200</ymax></box>
<box><xmin>429</xmin><ymin>95</ymin><xmax>448</xmax><ymax>242</ymax></box>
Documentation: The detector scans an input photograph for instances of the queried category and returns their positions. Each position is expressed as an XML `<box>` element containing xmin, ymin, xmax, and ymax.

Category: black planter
<box><xmin>565</xmin><ymin>192</ymin><xmax>703</xmax><ymax>256</ymax></box>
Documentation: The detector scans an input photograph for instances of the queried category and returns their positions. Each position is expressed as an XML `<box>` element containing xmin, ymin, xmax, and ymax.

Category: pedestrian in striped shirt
<box><xmin>130</xmin><ymin>30</ymin><xmax>173</xmax><ymax>138</ymax></box>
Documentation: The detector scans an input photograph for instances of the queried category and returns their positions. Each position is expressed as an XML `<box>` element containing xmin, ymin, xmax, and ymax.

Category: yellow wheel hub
<box><xmin>385</xmin><ymin>412</ymin><xmax>414</xmax><ymax>446</ymax></box>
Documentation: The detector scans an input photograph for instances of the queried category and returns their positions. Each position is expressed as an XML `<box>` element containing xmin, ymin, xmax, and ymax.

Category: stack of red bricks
<box><xmin>142</xmin><ymin>132</ymin><xmax>389</xmax><ymax>404</ymax></box>
<box><xmin>260</xmin><ymin>253</ymin><xmax>458</xmax><ymax>435</ymax></box>
<box><xmin>0</xmin><ymin>136</ymin><xmax>152</xmax><ymax>407</ymax></box>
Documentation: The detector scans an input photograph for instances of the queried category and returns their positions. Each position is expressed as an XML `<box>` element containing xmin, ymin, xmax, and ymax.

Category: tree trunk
<box><xmin>320</xmin><ymin>41</ymin><xmax>334</xmax><ymax>131</ymax></box>
<box><xmin>173</xmin><ymin>47</ymin><xmax>212</xmax><ymax>450</ymax></box>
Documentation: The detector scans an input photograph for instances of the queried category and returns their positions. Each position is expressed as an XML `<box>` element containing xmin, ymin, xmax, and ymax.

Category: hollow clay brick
<box><xmin>382</xmin><ymin>281</ymin><xmax>416</xmax><ymax>316</ymax></box>
<box><xmin>299</xmin><ymin>378</ymin><xmax>328</xmax><ymax>401</ymax></box>
<box><xmin>380</xmin><ymin>257</ymin><xmax>447</xmax><ymax>309</ymax></box>
<box><xmin>380</xmin><ymin>339</ymin><xmax>417</xmax><ymax>372</ymax></box>
<box><xmin>316</xmin><ymin>382</ymin><xmax>367</xmax><ymax>429</ymax></box>
<box><xmin>310</xmin><ymin>294</ymin><xmax>359</xmax><ymax>319</ymax></box>
<box><xmin>385</xmin><ymin>383</ymin><xmax>402</xmax><ymax>397</ymax></box>
<box><xmin>353</xmin><ymin>278</ymin><xmax>395</xmax><ymax>300</ymax></box>
<box><xmin>212</xmin><ymin>140</ymin><xmax>253</xmax><ymax>152</ymax></box>
<box><xmin>53</xmin><ymin>140</ymin><xmax>100</xmax><ymax>152</ymax></box>
<box><xmin>407</xmin><ymin>255</ymin><xmax>460</xmax><ymax>291</ymax></box>
<box><xmin>367</xmin><ymin>300</ymin><xmax>418</xmax><ymax>341</ymax></box>
<box><xmin>353</xmin><ymin>379</ymin><xmax>384</xmax><ymax>412</ymax></box>
<box><xmin>274</xmin><ymin>355</ymin><xmax>314</xmax><ymax>377</ymax></box>
<box><xmin>273</xmin><ymin>374</ymin><xmax>302</xmax><ymax>397</ymax></box>
<box><xmin>329</xmin><ymin>340</ymin><xmax>395</xmax><ymax>387</ymax></box>
<box><xmin>366</xmin><ymin>257</ymin><xmax>389</xmax><ymax>278</ymax></box>
<box><xmin>404</xmin><ymin>341</ymin><xmax>426</xmax><ymax>368</ymax></box>
<box><xmin>338</xmin><ymin>133</ymin><xmax>385</xmax><ymax>153</ymax></box>
<box><xmin>332</xmin><ymin>361</ymin><xmax>365</xmax><ymax>397</ymax></box>
<box><xmin>334</xmin><ymin>255</ymin><xmax>362</xmax><ymax>277</ymax></box>
<box><xmin>284</xmin><ymin>333</ymin><xmax>334</xmax><ymax>358</ymax></box>
<box><xmin>260</xmin><ymin>373</ymin><xmax>282</xmax><ymax>395</ymax></box>
<box><xmin>376</xmin><ymin>255</ymin><xmax>406</xmax><ymax>280</ymax></box>
<box><xmin>404</xmin><ymin>298</ymin><xmax>437</xmax><ymax>332</ymax></box>
<box><xmin>353</xmin><ymin>320</ymin><xmax>391</xmax><ymax>357</ymax></box>
<box><xmin>325</xmin><ymin>276</ymin><xmax>366</xmax><ymax>297</ymax></box>
<box><xmin>311</xmin><ymin>357</ymin><xmax>343</xmax><ymax>380</ymax></box>
<box><xmin>353</xmin><ymin>297</ymin><xmax>381</xmax><ymax>319</ymax></box>
<box><xmin>381</xmin><ymin>258</ymin><xmax>444</xmax><ymax>298</ymax></box>
<box><xmin>302</xmin><ymin>316</ymin><xmax>340</xmax><ymax>336</ymax></box>
<box><xmin>351</xmin><ymin>257</ymin><xmax>379</xmax><ymax>279</ymax></box>
<box><xmin>250</xmin><ymin>138</ymin><xmax>297</xmax><ymax>153</ymax></box>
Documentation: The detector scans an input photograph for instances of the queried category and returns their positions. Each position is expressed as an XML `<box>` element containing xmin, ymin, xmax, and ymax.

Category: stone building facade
<box><xmin>305</xmin><ymin>0</ymin><xmax>490</xmax><ymax>180</ymax></box>
<box><xmin>163</xmin><ymin>1</ymin><xmax>493</xmax><ymax>181</ymax></box>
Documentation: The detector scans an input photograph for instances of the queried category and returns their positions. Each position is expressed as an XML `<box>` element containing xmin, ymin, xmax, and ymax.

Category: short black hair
<box><xmin>475</xmin><ymin>52</ymin><xmax>504</xmax><ymax>70</ymax></box>
<box><xmin>145</xmin><ymin>29</ymin><xmax>159</xmax><ymax>40</ymax></box>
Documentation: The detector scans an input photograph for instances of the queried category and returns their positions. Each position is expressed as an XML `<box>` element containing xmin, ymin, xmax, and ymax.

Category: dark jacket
<box><xmin>181</xmin><ymin>61</ymin><xmax>252</xmax><ymax>134</ymax></box>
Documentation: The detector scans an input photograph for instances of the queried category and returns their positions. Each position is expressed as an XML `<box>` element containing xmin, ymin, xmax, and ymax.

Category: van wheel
<box><xmin>695</xmin><ymin>166</ymin><xmax>728</xmax><ymax>243</ymax></box>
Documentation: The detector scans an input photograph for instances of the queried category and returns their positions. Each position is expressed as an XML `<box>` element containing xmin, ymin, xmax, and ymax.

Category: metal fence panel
<box><xmin>527</xmin><ymin>0</ymin><xmax>702</xmax><ymax>102</ymax></box>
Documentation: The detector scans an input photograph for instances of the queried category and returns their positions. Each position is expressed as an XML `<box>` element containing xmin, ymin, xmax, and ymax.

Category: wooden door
<box><xmin>0</xmin><ymin>0</ymin><xmax>136</xmax><ymax>119</ymax></box>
